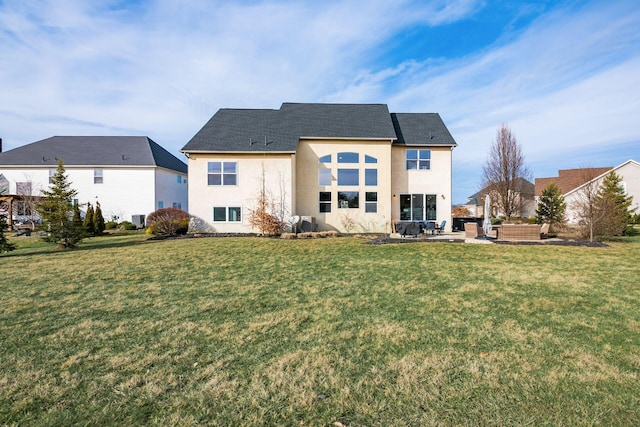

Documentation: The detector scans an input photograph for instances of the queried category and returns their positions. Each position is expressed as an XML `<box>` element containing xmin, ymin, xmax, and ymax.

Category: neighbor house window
<box><xmin>337</xmin><ymin>169</ymin><xmax>359</xmax><ymax>186</ymax></box>
<box><xmin>337</xmin><ymin>152</ymin><xmax>359</xmax><ymax>163</ymax></box>
<box><xmin>16</xmin><ymin>182</ymin><xmax>32</xmax><ymax>195</ymax></box>
<box><xmin>158</xmin><ymin>201</ymin><xmax>164</xmax><ymax>209</ymax></box>
<box><xmin>365</xmin><ymin>192</ymin><xmax>377</xmax><ymax>213</ymax></box>
<box><xmin>318</xmin><ymin>168</ymin><xmax>332</xmax><ymax>186</ymax></box>
<box><xmin>213</xmin><ymin>206</ymin><xmax>242</xmax><ymax>222</ymax></box>
<box><xmin>406</xmin><ymin>149</ymin><xmax>431</xmax><ymax>170</ymax></box>
<box><xmin>338</xmin><ymin>191</ymin><xmax>359</xmax><ymax>209</ymax></box>
<box><xmin>208</xmin><ymin>161</ymin><xmax>237</xmax><ymax>185</ymax></box>
<box><xmin>49</xmin><ymin>169</ymin><xmax>55</xmax><ymax>184</ymax></box>
<box><xmin>365</xmin><ymin>168</ymin><xmax>377</xmax><ymax>186</ymax></box>
<box><xmin>173</xmin><ymin>202</ymin><xmax>182</xmax><ymax>209</ymax></box>
<box><xmin>94</xmin><ymin>169</ymin><xmax>104</xmax><ymax>184</ymax></box>
<box><xmin>177</xmin><ymin>175</ymin><xmax>182</xmax><ymax>183</ymax></box>
<box><xmin>319</xmin><ymin>191</ymin><xmax>331</xmax><ymax>213</ymax></box>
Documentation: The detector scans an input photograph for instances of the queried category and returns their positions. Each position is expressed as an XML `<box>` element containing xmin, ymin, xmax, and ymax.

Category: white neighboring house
<box><xmin>0</xmin><ymin>136</ymin><xmax>188</xmax><ymax>229</ymax></box>
<box><xmin>535</xmin><ymin>160</ymin><xmax>640</xmax><ymax>224</ymax></box>
<box><xmin>563</xmin><ymin>159</ymin><xmax>640</xmax><ymax>223</ymax></box>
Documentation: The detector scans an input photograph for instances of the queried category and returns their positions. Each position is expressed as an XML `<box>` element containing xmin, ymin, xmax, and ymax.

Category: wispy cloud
<box><xmin>0</xmin><ymin>0</ymin><xmax>638</xmax><ymax>203</ymax></box>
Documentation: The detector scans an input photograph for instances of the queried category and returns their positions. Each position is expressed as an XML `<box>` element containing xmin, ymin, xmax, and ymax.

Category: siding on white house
<box><xmin>0</xmin><ymin>166</ymin><xmax>188</xmax><ymax>223</ymax></box>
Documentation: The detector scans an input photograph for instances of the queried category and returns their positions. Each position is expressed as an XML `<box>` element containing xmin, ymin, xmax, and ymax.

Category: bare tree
<box><xmin>571</xmin><ymin>168</ymin><xmax>605</xmax><ymax>242</ymax></box>
<box><xmin>481</xmin><ymin>124</ymin><xmax>532</xmax><ymax>221</ymax></box>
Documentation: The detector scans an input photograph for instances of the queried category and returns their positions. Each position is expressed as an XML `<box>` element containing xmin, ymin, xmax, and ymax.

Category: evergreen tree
<box><xmin>37</xmin><ymin>160</ymin><xmax>84</xmax><ymax>248</ymax></box>
<box><xmin>535</xmin><ymin>183</ymin><xmax>566</xmax><ymax>231</ymax></box>
<box><xmin>0</xmin><ymin>211</ymin><xmax>16</xmax><ymax>253</ymax></box>
<box><xmin>72</xmin><ymin>202</ymin><xmax>83</xmax><ymax>227</ymax></box>
<box><xmin>94</xmin><ymin>201</ymin><xmax>105</xmax><ymax>235</ymax></box>
<box><xmin>595</xmin><ymin>171</ymin><xmax>635</xmax><ymax>237</ymax></box>
<box><xmin>84</xmin><ymin>202</ymin><xmax>95</xmax><ymax>236</ymax></box>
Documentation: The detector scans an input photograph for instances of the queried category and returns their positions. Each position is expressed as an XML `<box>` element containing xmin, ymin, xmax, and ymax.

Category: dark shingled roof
<box><xmin>182</xmin><ymin>103</ymin><xmax>457</xmax><ymax>153</ymax></box>
<box><xmin>0</xmin><ymin>136</ymin><xmax>187</xmax><ymax>173</ymax></box>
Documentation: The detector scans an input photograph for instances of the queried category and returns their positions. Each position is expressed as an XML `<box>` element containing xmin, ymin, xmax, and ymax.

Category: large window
<box><xmin>213</xmin><ymin>206</ymin><xmax>242</xmax><ymax>222</ymax></box>
<box><xmin>338</xmin><ymin>191</ymin><xmax>359</xmax><ymax>209</ymax></box>
<box><xmin>319</xmin><ymin>154</ymin><xmax>331</xmax><ymax>163</ymax></box>
<box><xmin>319</xmin><ymin>191</ymin><xmax>331</xmax><ymax>213</ymax></box>
<box><xmin>400</xmin><ymin>194</ymin><xmax>436</xmax><ymax>220</ymax></box>
<box><xmin>337</xmin><ymin>169</ymin><xmax>359</xmax><ymax>186</ymax></box>
<box><xmin>208</xmin><ymin>162</ymin><xmax>237</xmax><ymax>186</ymax></box>
<box><xmin>406</xmin><ymin>149</ymin><xmax>431</xmax><ymax>170</ymax></box>
<box><xmin>94</xmin><ymin>169</ymin><xmax>104</xmax><ymax>184</ymax></box>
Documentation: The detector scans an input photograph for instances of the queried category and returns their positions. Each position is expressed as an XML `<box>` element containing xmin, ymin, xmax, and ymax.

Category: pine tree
<box><xmin>72</xmin><ymin>202</ymin><xmax>83</xmax><ymax>227</ymax></box>
<box><xmin>94</xmin><ymin>201</ymin><xmax>105</xmax><ymax>235</ymax></box>
<box><xmin>535</xmin><ymin>183</ymin><xmax>566</xmax><ymax>232</ymax></box>
<box><xmin>37</xmin><ymin>160</ymin><xmax>84</xmax><ymax>248</ymax></box>
<box><xmin>595</xmin><ymin>171</ymin><xmax>634</xmax><ymax>237</ymax></box>
<box><xmin>84</xmin><ymin>202</ymin><xmax>95</xmax><ymax>236</ymax></box>
<box><xmin>0</xmin><ymin>211</ymin><xmax>16</xmax><ymax>253</ymax></box>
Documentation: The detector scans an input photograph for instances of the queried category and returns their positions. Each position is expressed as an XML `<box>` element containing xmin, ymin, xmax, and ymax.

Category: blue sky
<box><xmin>1</xmin><ymin>0</ymin><xmax>638</xmax><ymax>204</ymax></box>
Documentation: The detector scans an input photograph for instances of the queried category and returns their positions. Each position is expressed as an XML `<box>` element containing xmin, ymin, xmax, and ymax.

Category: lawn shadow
<box><xmin>1</xmin><ymin>233</ymin><xmax>154</xmax><ymax>259</ymax></box>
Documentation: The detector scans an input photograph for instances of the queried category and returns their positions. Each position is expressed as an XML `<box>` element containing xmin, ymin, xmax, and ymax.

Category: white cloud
<box><xmin>0</xmin><ymin>0</ymin><xmax>638</xmax><ymax>203</ymax></box>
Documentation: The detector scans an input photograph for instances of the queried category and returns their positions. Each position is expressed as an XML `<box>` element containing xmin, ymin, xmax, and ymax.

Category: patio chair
<box><xmin>436</xmin><ymin>220</ymin><xmax>446</xmax><ymax>234</ymax></box>
<box><xmin>464</xmin><ymin>222</ymin><xmax>484</xmax><ymax>238</ymax></box>
<box><xmin>540</xmin><ymin>223</ymin><xmax>550</xmax><ymax>238</ymax></box>
<box><xmin>424</xmin><ymin>221</ymin><xmax>436</xmax><ymax>234</ymax></box>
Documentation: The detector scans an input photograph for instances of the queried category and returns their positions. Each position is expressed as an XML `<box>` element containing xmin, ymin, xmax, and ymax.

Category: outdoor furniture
<box><xmin>436</xmin><ymin>220</ymin><xmax>446</xmax><ymax>234</ymax></box>
<box><xmin>424</xmin><ymin>221</ymin><xmax>436</xmax><ymax>234</ymax></box>
<box><xmin>540</xmin><ymin>223</ymin><xmax>550</xmax><ymax>238</ymax></box>
<box><xmin>464</xmin><ymin>222</ymin><xmax>484</xmax><ymax>238</ymax></box>
<box><xmin>497</xmin><ymin>224</ymin><xmax>541</xmax><ymax>240</ymax></box>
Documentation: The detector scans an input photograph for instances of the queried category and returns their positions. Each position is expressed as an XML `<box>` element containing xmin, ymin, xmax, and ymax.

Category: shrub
<box><xmin>118</xmin><ymin>221</ymin><xmax>138</xmax><ymax>231</ymax></box>
<box><xmin>105</xmin><ymin>221</ymin><xmax>118</xmax><ymax>229</ymax></box>
<box><xmin>146</xmin><ymin>208</ymin><xmax>189</xmax><ymax>236</ymax></box>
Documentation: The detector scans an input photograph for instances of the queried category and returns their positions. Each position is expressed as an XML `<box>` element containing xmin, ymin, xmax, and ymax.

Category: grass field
<box><xmin>1</xmin><ymin>233</ymin><xmax>639</xmax><ymax>426</ymax></box>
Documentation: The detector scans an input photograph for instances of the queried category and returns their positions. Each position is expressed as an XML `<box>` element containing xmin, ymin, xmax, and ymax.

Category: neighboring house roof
<box><xmin>535</xmin><ymin>167</ymin><xmax>612</xmax><ymax>196</ymax></box>
<box><xmin>467</xmin><ymin>178</ymin><xmax>534</xmax><ymax>205</ymax></box>
<box><xmin>182</xmin><ymin>102</ymin><xmax>457</xmax><ymax>153</ymax></box>
<box><xmin>563</xmin><ymin>159</ymin><xmax>639</xmax><ymax>198</ymax></box>
<box><xmin>0</xmin><ymin>136</ymin><xmax>187</xmax><ymax>173</ymax></box>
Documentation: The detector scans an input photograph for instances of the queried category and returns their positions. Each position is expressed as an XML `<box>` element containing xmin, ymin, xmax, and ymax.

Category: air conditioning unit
<box><xmin>131</xmin><ymin>215</ymin><xmax>146</xmax><ymax>229</ymax></box>
<box><xmin>300</xmin><ymin>216</ymin><xmax>316</xmax><ymax>232</ymax></box>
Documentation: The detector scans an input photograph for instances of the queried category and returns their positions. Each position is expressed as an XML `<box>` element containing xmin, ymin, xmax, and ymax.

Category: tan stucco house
<box><xmin>181</xmin><ymin>103</ymin><xmax>457</xmax><ymax>233</ymax></box>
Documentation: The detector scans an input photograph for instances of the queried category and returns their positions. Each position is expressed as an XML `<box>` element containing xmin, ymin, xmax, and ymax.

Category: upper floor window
<box><xmin>337</xmin><ymin>169</ymin><xmax>359</xmax><ymax>186</ymax></box>
<box><xmin>338</xmin><ymin>152</ymin><xmax>359</xmax><ymax>163</ymax></box>
<box><xmin>318</xmin><ymin>168</ymin><xmax>332</xmax><ymax>186</ymax></box>
<box><xmin>365</xmin><ymin>155</ymin><xmax>378</xmax><ymax>164</ymax></box>
<box><xmin>208</xmin><ymin>161</ymin><xmax>237</xmax><ymax>186</ymax></box>
<box><xmin>365</xmin><ymin>169</ymin><xmax>377</xmax><ymax>186</ymax></box>
<box><xmin>406</xmin><ymin>149</ymin><xmax>431</xmax><ymax>170</ymax></box>
<box><xmin>177</xmin><ymin>175</ymin><xmax>182</xmax><ymax>183</ymax></box>
<box><xmin>319</xmin><ymin>154</ymin><xmax>331</xmax><ymax>163</ymax></box>
<box><xmin>94</xmin><ymin>169</ymin><xmax>104</xmax><ymax>184</ymax></box>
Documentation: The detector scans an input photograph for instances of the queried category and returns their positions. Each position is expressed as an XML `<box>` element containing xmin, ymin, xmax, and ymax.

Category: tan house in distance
<box><xmin>181</xmin><ymin>103</ymin><xmax>457</xmax><ymax>233</ymax></box>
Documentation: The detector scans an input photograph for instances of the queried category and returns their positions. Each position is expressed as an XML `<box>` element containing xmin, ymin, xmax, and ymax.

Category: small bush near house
<box><xmin>105</xmin><ymin>221</ymin><xmax>118</xmax><ymax>229</ymax></box>
<box><xmin>146</xmin><ymin>208</ymin><xmax>189</xmax><ymax>236</ymax></box>
<box><xmin>118</xmin><ymin>221</ymin><xmax>138</xmax><ymax>231</ymax></box>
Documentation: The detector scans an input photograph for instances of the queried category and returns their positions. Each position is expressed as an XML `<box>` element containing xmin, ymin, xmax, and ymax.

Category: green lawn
<box><xmin>1</xmin><ymin>233</ymin><xmax>639</xmax><ymax>426</ymax></box>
